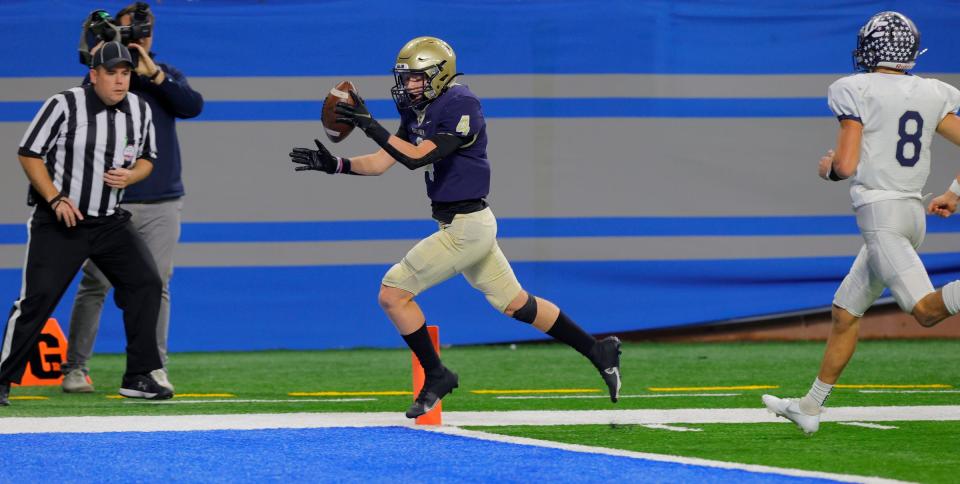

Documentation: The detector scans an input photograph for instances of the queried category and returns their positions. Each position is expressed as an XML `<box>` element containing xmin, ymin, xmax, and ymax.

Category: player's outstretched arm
<box><xmin>348</xmin><ymin>149</ymin><xmax>397</xmax><ymax>175</ymax></box>
<box><xmin>289</xmin><ymin>139</ymin><xmax>394</xmax><ymax>176</ymax></box>
<box><xmin>335</xmin><ymin>92</ymin><xmax>461</xmax><ymax>170</ymax></box>
<box><xmin>820</xmin><ymin>119</ymin><xmax>862</xmax><ymax>181</ymax></box>
<box><xmin>290</xmin><ymin>139</ymin><xmax>353</xmax><ymax>174</ymax></box>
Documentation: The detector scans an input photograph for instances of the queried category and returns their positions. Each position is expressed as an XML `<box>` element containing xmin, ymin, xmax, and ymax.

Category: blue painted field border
<box><xmin>0</xmin><ymin>98</ymin><xmax>832</xmax><ymax>123</ymax></box>
<box><xmin>3</xmin><ymin>215</ymin><xmax>960</xmax><ymax>245</ymax></box>
<box><xmin>0</xmin><ymin>427</ymin><xmax>835</xmax><ymax>483</ymax></box>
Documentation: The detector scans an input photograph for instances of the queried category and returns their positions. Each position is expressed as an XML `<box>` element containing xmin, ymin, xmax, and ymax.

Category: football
<box><xmin>321</xmin><ymin>80</ymin><xmax>357</xmax><ymax>143</ymax></box>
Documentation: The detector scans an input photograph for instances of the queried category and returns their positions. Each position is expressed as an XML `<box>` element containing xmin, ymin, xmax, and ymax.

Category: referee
<box><xmin>0</xmin><ymin>42</ymin><xmax>172</xmax><ymax>405</ymax></box>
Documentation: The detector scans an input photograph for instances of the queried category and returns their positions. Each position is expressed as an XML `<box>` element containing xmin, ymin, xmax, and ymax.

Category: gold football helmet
<box><xmin>391</xmin><ymin>36</ymin><xmax>458</xmax><ymax>110</ymax></box>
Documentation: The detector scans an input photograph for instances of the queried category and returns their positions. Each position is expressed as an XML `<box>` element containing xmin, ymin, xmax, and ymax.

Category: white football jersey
<box><xmin>827</xmin><ymin>73</ymin><xmax>960</xmax><ymax>208</ymax></box>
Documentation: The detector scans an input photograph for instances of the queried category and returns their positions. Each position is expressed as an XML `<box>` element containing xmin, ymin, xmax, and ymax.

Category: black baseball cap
<box><xmin>91</xmin><ymin>41</ymin><xmax>134</xmax><ymax>69</ymax></box>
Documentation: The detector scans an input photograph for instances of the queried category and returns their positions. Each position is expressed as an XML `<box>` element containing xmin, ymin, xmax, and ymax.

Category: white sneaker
<box><xmin>61</xmin><ymin>368</ymin><xmax>94</xmax><ymax>393</ymax></box>
<box><xmin>150</xmin><ymin>369</ymin><xmax>175</xmax><ymax>392</ymax></box>
<box><xmin>762</xmin><ymin>394</ymin><xmax>820</xmax><ymax>435</ymax></box>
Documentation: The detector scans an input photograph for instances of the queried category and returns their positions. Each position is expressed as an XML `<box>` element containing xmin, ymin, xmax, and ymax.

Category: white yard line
<box><xmin>1</xmin><ymin>405</ymin><xmax>957</xmax><ymax>434</ymax></box>
<box><xmin>440</xmin><ymin>405</ymin><xmax>960</xmax><ymax>426</ymax></box>
<box><xmin>495</xmin><ymin>393</ymin><xmax>739</xmax><ymax>400</ymax></box>
<box><xmin>640</xmin><ymin>423</ymin><xmax>702</xmax><ymax>432</ymax></box>
<box><xmin>424</xmin><ymin>426</ymin><xmax>907</xmax><ymax>484</ymax></box>
<box><xmin>859</xmin><ymin>390</ymin><xmax>960</xmax><ymax>394</ymax></box>
<box><xmin>836</xmin><ymin>422</ymin><xmax>899</xmax><ymax>430</ymax></box>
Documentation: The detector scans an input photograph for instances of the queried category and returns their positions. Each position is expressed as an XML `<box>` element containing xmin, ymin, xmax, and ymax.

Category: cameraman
<box><xmin>61</xmin><ymin>2</ymin><xmax>204</xmax><ymax>394</ymax></box>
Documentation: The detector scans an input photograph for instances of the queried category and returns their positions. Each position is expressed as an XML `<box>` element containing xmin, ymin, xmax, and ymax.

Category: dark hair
<box><xmin>116</xmin><ymin>2</ymin><xmax>155</xmax><ymax>26</ymax></box>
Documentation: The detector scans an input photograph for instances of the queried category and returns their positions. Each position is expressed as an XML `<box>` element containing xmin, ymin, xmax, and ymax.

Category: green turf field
<box><xmin>3</xmin><ymin>340</ymin><xmax>957</xmax><ymax>482</ymax></box>
<box><xmin>3</xmin><ymin>340</ymin><xmax>958</xmax><ymax>416</ymax></box>
<box><xmin>474</xmin><ymin>421</ymin><xmax>960</xmax><ymax>484</ymax></box>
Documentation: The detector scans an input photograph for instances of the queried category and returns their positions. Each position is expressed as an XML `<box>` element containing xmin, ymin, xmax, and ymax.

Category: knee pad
<box><xmin>943</xmin><ymin>281</ymin><xmax>960</xmax><ymax>315</ymax></box>
<box><xmin>511</xmin><ymin>293</ymin><xmax>538</xmax><ymax>324</ymax></box>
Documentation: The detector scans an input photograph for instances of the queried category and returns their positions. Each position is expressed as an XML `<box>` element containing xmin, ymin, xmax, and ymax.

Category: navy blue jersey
<box><xmin>398</xmin><ymin>84</ymin><xmax>489</xmax><ymax>202</ymax></box>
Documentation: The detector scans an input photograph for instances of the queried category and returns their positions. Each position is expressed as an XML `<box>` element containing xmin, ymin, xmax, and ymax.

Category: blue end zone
<box><xmin>0</xmin><ymin>427</ymin><xmax>837</xmax><ymax>483</ymax></box>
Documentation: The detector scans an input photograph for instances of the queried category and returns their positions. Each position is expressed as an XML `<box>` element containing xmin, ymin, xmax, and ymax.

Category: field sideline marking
<box><xmin>122</xmin><ymin>398</ymin><xmax>377</xmax><ymax>405</ymax></box>
<box><xmin>425</xmin><ymin>426</ymin><xmax>905</xmax><ymax>484</ymax></box>
<box><xmin>1</xmin><ymin>405</ymin><xmax>957</xmax><ymax>434</ymax></box>
<box><xmin>9</xmin><ymin>396</ymin><xmax>48</xmax><ymax>401</ymax></box>
<box><xmin>496</xmin><ymin>393</ymin><xmax>740</xmax><ymax>400</ymax></box>
<box><xmin>471</xmin><ymin>389</ymin><xmax>600</xmax><ymax>395</ymax></box>
<box><xmin>836</xmin><ymin>384</ymin><xmax>951</xmax><ymax>389</ymax></box>
<box><xmin>640</xmin><ymin>423</ymin><xmax>702</xmax><ymax>432</ymax></box>
<box><xmin>859</xmin><ymin>390</ymin><xmax>960</xmax><ymax>394</ymax></box>
<box><xmin>649</xmin><ymin>385</ymin><xmax>778</xmax><ymax>391</ymax></box>
<box><xmin>106</xmin><ymin>393</ymin><xmax>235</xmax><ymax>399</ymax></box>
<box><xmin>176</xmin><ymin>393</ymin><xmax>236</xmax><ymax>398</ymax></box>
<box><xmin>837</xmin><ymin>422</ymin><xmax>898</xmax><ymax>430</ymax></box>
<box><xmin>290</xmin><ymin>391</ymin><xmax>411</xmax><ymax>397</ymax></box>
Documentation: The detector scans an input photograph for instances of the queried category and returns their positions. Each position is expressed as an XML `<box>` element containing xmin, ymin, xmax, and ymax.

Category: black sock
<box><xmin>402</xmin><ymin>323</ymin><xmax>442</xmax><ymax>374</ymax></box>
<box><xmin>546</xmin><ymin>311</ymin><xmax>597</xmax><ymax>358</ymax></box>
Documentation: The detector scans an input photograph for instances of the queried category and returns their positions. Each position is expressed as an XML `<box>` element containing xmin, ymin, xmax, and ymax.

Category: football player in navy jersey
<box><xmin>290</xmin><ymin>36</ymin><xmax>622</xmax><ymax>418</ymax></box>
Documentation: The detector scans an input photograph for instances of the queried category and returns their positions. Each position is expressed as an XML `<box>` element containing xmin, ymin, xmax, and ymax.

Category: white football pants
<box><xmin>834</xmin><ymin>198</ymin><xmax>935</xmax><ymax>316</ymax></box>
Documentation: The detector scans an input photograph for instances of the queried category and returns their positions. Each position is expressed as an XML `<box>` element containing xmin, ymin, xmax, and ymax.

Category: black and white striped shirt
<box><xmin>18</xmin><ymin>85</ymin><xmax>157</xmax><ymax>218</ymax></box>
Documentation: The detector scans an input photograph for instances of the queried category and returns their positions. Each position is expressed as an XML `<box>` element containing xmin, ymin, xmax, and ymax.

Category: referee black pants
<box><xmin>0</xmin><ymin>205</ymin><xmax>163</xmax><ymax>385</ymax></box>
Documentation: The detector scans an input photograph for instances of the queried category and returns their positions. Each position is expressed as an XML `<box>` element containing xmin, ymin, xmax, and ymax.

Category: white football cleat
<box><xmin>762</xmin><ymin>394</ymin><xmax>820</xmax><ymax>435</ymax></box>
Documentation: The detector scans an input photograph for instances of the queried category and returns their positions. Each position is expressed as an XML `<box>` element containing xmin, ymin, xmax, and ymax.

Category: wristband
<box><xmin>950</xmin><ymin>179</ymin><xmax>960</xmax><ymax>197</ymax></box>
<box><xmin>48</xmin><ymin>192</ymin><xmax>66</xmax><ymax>209</ymax></box>
<box><xmin>339</xmin><ymin>157</ymin><xmax>354</xmax><ymax>174</ymax></box>
<box><xmin>148</xmin><ymin>69</ymin><xmax>162</xmax><ymax>81</ymax></box>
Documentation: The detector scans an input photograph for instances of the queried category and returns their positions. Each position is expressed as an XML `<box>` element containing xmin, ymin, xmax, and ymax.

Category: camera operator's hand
<box><xmin>89</xmin><ymin>41</ymin><xmax>106</xmax><ymax>57</ymax></box>
<box><xmin>127</xmin><ymin>43</ymin><xmax>164</xmax><ymax>84</ymax></box>
<box><xmin>290</xmin><ymin>139</ymin><xmax>344</xmax><ymax>174</ymax></box>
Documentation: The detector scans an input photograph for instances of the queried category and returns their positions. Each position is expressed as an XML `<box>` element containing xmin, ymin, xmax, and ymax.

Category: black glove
<box><xmin>335</xmin><ymin>91</ymin><xmax>375</xmax><ymax>131</ymax></box>
<box><xmin>290</xmin><ymin>139</ymin><xmax>342</xmax><ymax>174</ymax></box>
<box><xmin>336</xmin><ymin>91</ymin><xmax>391</xmax><ymax>146</ymax></box>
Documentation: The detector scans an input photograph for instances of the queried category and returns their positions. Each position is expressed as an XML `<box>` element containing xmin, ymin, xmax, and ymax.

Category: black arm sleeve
<box><xmin>384</xmin><ymin>133</ymin><xmax>470</xmax><ymax>170</ymax></box>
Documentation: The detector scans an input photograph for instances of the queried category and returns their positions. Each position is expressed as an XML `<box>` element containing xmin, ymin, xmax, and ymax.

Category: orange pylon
<box><xmin>13</xmin><ymin>318</ymin><xmax>67</xmax><ymax>386</ymax></box>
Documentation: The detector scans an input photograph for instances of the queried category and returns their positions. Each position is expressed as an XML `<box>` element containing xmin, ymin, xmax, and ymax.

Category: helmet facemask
<box><xmin>392</xmin><ymin>61</ymin><xmax>447</xmax><ymax>110</ymax></box>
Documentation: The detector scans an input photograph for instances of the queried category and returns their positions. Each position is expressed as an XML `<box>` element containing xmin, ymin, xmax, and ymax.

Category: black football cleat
<box><xmin>119</xmin><ymin>372</ymin><xmax>174</xmax><ymax>400</ymax></box>
<box><xmin>590</xmin><ymin>336</ymin><xmax>622</xmax><ymax>402</ymax></box>
<box><xmin>0</xmin><ymin>381</ymin><xmax>10</xmax><ymax>406</ymax></box>
<box><xmin>406</xmin><ymin>366</ymin><xmax>459</xmax><ymax>418</ymax></box>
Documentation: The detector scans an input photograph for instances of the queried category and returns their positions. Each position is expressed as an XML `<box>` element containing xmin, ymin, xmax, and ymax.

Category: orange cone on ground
<box><xmin>13</xmin><ymin>318</ymin><xmax>67</xmax><ymax>386</ymax></box>
<box><xmin>411</xmin><ymin>325</ymin><xmax>442</xmax><ymax>425</ymax></box>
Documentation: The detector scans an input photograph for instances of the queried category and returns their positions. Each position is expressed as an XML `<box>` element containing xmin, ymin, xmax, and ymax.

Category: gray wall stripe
<box><xmin>5</xmin><ymin>74</ymin><xmax>960</xmax><ymax>101</ymax></box>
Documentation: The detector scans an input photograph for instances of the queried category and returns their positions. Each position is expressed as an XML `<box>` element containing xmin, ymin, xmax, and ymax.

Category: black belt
<box><xmin>431</xmin><ymin>199</ymin><xmax>488</xmax><ymax>224</ymax></box>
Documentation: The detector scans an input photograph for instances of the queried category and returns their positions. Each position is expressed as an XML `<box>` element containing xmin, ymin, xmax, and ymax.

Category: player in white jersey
<box><xmin>763</xmin><ymin>11</ymin><xmax>960</xmax><ymax>434</ymax></box>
